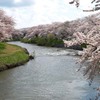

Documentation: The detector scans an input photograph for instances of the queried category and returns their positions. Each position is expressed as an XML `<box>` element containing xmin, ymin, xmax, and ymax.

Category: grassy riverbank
<box><xmin>0</xmin><ymin>42</ymin><xmax>30</xmax><ymax>71</ymax></box>
<box><xmin>21</xmin><ymin>36</ymin><xmax>64</xmax><ymax>47</ymax></box>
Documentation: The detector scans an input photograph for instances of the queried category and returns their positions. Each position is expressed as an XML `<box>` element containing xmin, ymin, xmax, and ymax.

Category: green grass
<box><xmin>0</xmin><ymin>42</ymin><xmax>5</xmax><ymax>50</ymax></box>
<box><xmin>0</xmin><ymin>43</ymin><xmax>29</xmax><ymax>69</ymax></box>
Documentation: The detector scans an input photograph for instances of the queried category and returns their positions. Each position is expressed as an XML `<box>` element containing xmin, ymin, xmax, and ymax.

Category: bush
<box><xmin>21</xmin><ymin>34</ymin><xmax>64</xmax><ymax>47</ymax></box>
<box><xmin>21</xmin><ymin>38</ymin><xmax>32</xmax><ymax>43</ymax></box>
<box><xmin>35</xmin><ymin>37</ymin><xmax>47</xmax><ymax>46</ymax></box>
<box><xmin>46</xmin><ymin>33</ymin><xmax>63</xmax><ymax>47</ymax></box>
<box><xmin>33</xmin><ymin>36</ymin><xmax>63</xmax><ymax>47</ymax></box>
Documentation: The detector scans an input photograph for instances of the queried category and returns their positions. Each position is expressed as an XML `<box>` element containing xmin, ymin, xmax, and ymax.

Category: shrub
<box><xmin>21</xmin><ymin>35</ymin><xmax>64</xmax><ymax>47</ymax></box>
<box><xmin>35</xmin><ymin>36</ymin><xmax>46</xmax><ymax>46</ymax></box>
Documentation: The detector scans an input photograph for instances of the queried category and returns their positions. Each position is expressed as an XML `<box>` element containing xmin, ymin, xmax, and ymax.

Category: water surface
<box><xmin>0</xmin><ymin>42</ymin><xmax>100</xmax><ymax>100</ymax></box>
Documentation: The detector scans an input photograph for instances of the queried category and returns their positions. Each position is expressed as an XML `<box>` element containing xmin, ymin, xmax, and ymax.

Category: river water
<box><xmin>0</xmin><ymin>41</ymin><xmax>100</xmax><ymax>100</ymax></box>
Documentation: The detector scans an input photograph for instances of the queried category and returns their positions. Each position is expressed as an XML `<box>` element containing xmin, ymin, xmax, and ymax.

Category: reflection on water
<box><xmin>0</xmin><ymin>41</ymin><xmax>100</xmax><ymax>100</ymax></box>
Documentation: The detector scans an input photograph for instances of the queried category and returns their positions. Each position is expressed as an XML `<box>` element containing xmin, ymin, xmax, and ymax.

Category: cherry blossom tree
<box><xmin>0</xmin><ymin>9</ymin><xmax>15</xmax><ymax>41</ymax></box>
<box><xmin>64</xmin><ymin>31</ymin><xmax>100</xmax><ymax>80</ymax></box>
<box><xmin>63</xmin><ymin>0</ymin><xmax>100</xmax><ymax>81</ymax></box>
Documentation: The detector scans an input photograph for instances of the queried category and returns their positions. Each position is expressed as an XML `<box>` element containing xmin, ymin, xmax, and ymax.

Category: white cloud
<box><xmin>80</xmin><ymin>0</ymin><xmax>95</xmax><ymax>9</ymax></box>
<box><xmin>2</xmin><ymin>0</ymin><xmax>98</xmax><ymax>29</ymax></box>
<box><xmin>14</xmin><ymin>0</ymin><xmax>22</xmax><ymax>4</ymax></box>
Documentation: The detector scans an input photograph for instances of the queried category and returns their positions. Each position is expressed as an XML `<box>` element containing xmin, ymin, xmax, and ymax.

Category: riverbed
<box><xmin>0</xmin><ymin>41</ymin><xmax>100</xmax><ymax>100</ymax></box>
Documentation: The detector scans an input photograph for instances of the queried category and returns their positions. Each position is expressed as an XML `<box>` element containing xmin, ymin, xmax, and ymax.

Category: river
<box><xmin>0</xmin><ymin>41</ymin><xmax>100</xmax><ymax>100</ymax></box>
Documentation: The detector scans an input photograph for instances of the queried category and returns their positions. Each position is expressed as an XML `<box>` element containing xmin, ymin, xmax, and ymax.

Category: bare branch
<box><xmin>69</xmin><ymin>0</ymin><xmax>100</xmax><ymax>12</ymax></box>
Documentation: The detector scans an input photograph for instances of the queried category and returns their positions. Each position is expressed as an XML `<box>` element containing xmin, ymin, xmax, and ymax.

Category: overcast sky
<box><xmin>0</xmin><ymin>0</ymin><xmax>99</xmax><ymax>29</ymax></box>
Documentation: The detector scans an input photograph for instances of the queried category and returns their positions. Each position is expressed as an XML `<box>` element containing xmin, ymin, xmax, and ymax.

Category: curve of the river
<box><xmin>0</xmin><ymin>41</ymin><xmax>100</xmax><ymax>100</ymax></box>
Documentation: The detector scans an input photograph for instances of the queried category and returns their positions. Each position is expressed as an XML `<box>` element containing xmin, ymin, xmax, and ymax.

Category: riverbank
<box><xmin>0</xmin><ymin>42</ymin><xmax>32</xmax><ymax>71</ymax></box>
<box><xmin>20</xmin><ymin>38</ymin><xmax>83</xmax><ymax>50</ymax></box>
<box><xmin>20</xmin><ymin>35</ymin><xmax>64</xmax><ymax>48</ymax></box>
